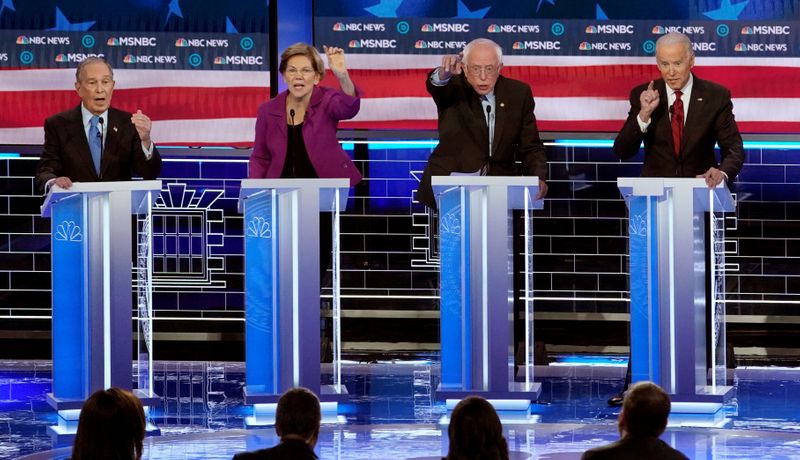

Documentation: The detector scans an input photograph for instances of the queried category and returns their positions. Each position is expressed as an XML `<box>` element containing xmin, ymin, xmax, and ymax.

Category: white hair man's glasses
<box><xmin>467</xmin><ymin>65</ymin><xmax>498</xmax><ymax>77</ymax></box>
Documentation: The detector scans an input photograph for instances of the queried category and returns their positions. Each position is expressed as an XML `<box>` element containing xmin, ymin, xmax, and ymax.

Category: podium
<box><xmin>41</xmin><ymin>180</ymin><xmax>162</xmax><ymax>440</ymax></box>
<box><xmin>618</xmin><ymin>177</ymin><xmax>735</xmax><ymax>406</ymax></box>
<box><xmin>431</xmin><ymin>176</ymin><xmax>542</xmax><ymax>403</ymax></box>
<box><xmin>239</xmin><ymin>179</ymin><xmax>349</xmax><ymax>424</ymax></box>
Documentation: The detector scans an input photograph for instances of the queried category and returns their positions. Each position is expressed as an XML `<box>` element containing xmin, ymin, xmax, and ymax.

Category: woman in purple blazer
<box><xmin>249</xmin><ymin>43</ymin><xmax>362</xmax><ymax>186</ymax></box>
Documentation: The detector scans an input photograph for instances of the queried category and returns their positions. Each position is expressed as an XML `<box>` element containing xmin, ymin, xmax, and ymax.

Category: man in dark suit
<box><xmin>582</xmin><ymin>381</ymin><xmax>689</xmax><ymax>460</ymax></box>
<box><xmin>614</xmin><ymin>32</ymin><xmax>744</xmax><ymax>185</ymax></box>
<box><xmin>416</xmin><ymin>38</ymin><xmax>548</xmax><ymax>209</ymax></box>
<box><xmin>233</xmin><ymin>387</ymin><xmax>320</xmax><ymax>460</ymax></box>
<box><xmin>610</xmin><ymin>32</ymin><xmax>745</xmax><ymax>406</ymax></box>
<box><xmin>35</xmin><ymin>57</ymin><xmax>161</xmax><ymax>193</ymax></box>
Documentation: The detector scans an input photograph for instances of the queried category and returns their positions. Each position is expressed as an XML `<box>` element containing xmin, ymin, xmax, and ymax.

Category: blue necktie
<box><xmin>88</xmin><ymin>115</ymin><xmax>102</xmax><ymax>174</ymax></box>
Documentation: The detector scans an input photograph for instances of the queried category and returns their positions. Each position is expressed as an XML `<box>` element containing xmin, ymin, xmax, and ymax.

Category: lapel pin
<box><xmin>697</xmin><ymin>98</ymin><xmax>703</xmax><ymax>101</ymax></box>
<box><xmin>500</xmin><ymin>102</ymin><xmax>505</xmax><ymax>107</ymax></box>
<box><xmin>113</xmin><ymin>126</ymin><xmax>118</xmax><ymax>132</ymax></box>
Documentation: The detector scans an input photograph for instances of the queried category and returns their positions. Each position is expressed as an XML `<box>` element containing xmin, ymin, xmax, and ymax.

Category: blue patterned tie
<box><xmin>88</xmin><ymin>115</ymin><xmax>101</xmax><ymax>174</ymax></box>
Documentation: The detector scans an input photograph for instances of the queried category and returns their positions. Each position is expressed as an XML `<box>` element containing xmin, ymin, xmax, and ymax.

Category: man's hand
<box><xmin>323</xmin><ymin>45</ymin><xmax>347</xmax><ymax>76</ymax></box>
<box><xmin>53</xmin><ymin>176</ymin><xmax>73</xmax><ymax>189</ymax></box>
<box><xmin>638</xmin><ymin>80</ymin><xmax>660</xmax><ymax>123</ymax></box>
<box><xmin>536</xmin><ymin>179</ymin><xmax>548</xmax><ymax>200</ymax></box>
<box><xmin>437</xmin><ymin>53</ymin><xmax>463</xmax><ymax>81</ymax></box>
<box><xmin>699</xmin><ymin>167</ymin><xmax>725</xmax><ymax>188</ymax></box>
<box><xmin>131</xmin><ymin>110</ymin><xmax>152</xmax><ymax>146</ymax></box>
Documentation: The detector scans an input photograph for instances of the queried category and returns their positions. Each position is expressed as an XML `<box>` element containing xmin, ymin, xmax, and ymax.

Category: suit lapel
<box><xmin>492</xmin><ymin>77</ymin><xmax>506</xmax><ymax>154</ymax></box>
<box><xmin>66</xmin><ymin>105</ymin><xmax>99</xmax><ymax>180</ymax></box>
<box><xmin>102</xmin><ymin>108</ymin><xmax>124</xmax><ymax>178</ymax></box>
<box><xmin>681</xmin><ymin>76</ymin><xmax>704</xmax><ymax>154</ymax></box>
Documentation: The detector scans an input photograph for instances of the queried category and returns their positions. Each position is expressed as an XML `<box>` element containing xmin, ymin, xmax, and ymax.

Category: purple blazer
<box><xmin>248</xmin><ymin>85</ymin><xmax>362</xmax><ymax>186</ymax></box>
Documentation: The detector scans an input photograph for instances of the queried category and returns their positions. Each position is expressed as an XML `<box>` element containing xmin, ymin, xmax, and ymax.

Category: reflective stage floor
<box><xmin>4</xmin><ymin>359</ymin><xmax>800</xmax><ymax>459</ymax></box>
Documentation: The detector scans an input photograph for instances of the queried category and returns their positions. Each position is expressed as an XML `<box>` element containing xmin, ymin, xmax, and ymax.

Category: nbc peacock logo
<box><xmin>175</xmin><ymin>38</ymin><xmax>189</xmax><ymax>47</ymax></box>
<box><xmin>487</xmin><ymin>24</ymin><xmax>500</xmax><ymax>33</ymax></box>
<box><xmin>414</xmin><ymin>40</ymin><xmax>427</xmax><ymax>49</ymax></box>
<box><xmin>333</xmin><ymin>22</ymin><xmax>345</xmax><ymax>31</ymax></box>
<box><xmin>741</xmin><ymin>26</ymin><xmax>754</xmax><ymax>35</ymax></box>
<box><xmin>585</xmin><ymin>25</ymin><xmax>598</xmax><ymax>33</ymax></box>
<box><xmin>651</xmin><ymin>25</ymin><xmax>666</xmax><ymax>34</ymax></box>
<box><xmin>123</xmin><ymin>54</ymin><xmax>137</xmax><ymax>63</ymax></box>
<box><xmin>421</xmin><ymin>24</ymin><xmax>434</xmax><ymax>32</ymax></box>
<box><xmin>213</xmin><ymin>56</ymin><xmax>225</xmax><ymax>64</ymax></box>
<box><xmin>512</xmin><ymin>41</ymin><xmax>524</xmax><ymax>50</ymax></box>
<box><xmin>579</xmin><ymin>42</ymin><xmax>592</xmax><ymax>50</ymax></box>
<box><xmin>16</xmin><ymin>36</ymin><xmax>29</xmax><ymax>45</ymax></box>
<box><xmin>734</xmin><ymin>43</ymin><xmax>748</xmax><ymax>52</ymax></box>
<box><xmin>107</xmin><ymin>37</ymin><xmax>121</xmax><ymax>46</ymax></box>
<box><xmin>55</xmin><ymin>54</ymin><xmax>68</xmax><ymax>62</ymax></box>
<box><xmin>348</xmin><ymin>40</ymin><xmax>361</xmax><ymax>48</ymax></box>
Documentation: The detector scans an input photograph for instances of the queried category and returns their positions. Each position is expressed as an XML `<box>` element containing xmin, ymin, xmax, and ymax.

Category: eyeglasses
<box><xmin>285</xmin><ymin>67</ymin><xmax>316</xmax><ymax>77</ymax></box>
<box><xmin>467</xmin><ymin>65</ymin><xmax>498</xmax><ymax>77</ymax></box>
<box><xmin>82</xmin><ymin>79</ymin><xmax>114</xmax><ymax>90</ymax></box>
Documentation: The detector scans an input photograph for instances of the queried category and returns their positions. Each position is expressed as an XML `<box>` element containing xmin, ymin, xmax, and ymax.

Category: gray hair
<box><xmin>75</xmin><ymin>57</ymin><xmax>114</xmax><ymax>82</ymax></box>
<box><xmin>463</xmin><ymin>38</ymin><xmax>503</xmax><ymax>66</ymax></box>
<box><xmin>656</xmin><ymin>32</ymin><xmax>694</xmax><ymax>57</ymax></box>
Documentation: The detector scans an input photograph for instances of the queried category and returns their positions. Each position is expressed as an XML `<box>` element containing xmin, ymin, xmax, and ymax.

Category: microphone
<box><xmin>97</xmin><ymin>117</ymin><xmax>104</xmax><ymax>158</ymax></box>
<box><xmin>289</xmin><ymin>109</ymin><xmax>296</xmax><ymax>176</ymax></box>
<box><xmin>485</xmin><ymin>104</ymin><xmax>492</xmax><ymax>175</ymax></box>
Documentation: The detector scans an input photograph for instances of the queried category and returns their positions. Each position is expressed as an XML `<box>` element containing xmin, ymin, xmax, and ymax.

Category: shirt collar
<box><xmin>80</xmin><ymin>104</ymin><xmax>108</xmax><ymax>128</ymax></box>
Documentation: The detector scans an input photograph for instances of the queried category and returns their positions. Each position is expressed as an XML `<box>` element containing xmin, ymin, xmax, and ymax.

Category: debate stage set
<box><xmin>2</xmin><ymin>0</ymin><xmax>800</xmax><ymax>459</ymax></box>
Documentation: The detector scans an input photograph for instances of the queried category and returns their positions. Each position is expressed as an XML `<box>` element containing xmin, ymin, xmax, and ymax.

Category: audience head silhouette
<box><xmin>275</xmin><ymin>387</ymin><xmax>322</xmax><ymax>445</ymax></box>
<box><xmin>620</xmin><ymin>381</ymin><xmax>671</xmax><ymax>438</ymax></box>
<box><xmin>71</xmin><ymin>387</ymin><xmax>146</xmax><ymax>460</ymax></box>
<box><xmin>446</xmin><ymin>396</ymin><xmax>509</xmax><ymax>460</ymax></box>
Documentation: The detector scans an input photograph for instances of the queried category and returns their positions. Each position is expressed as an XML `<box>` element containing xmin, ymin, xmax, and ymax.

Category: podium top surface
<box><xmin>617</xmin><ymin>177</ymin><xmax>735</xmax><ymax>211</ymax></box>
<box><xmin>240</xmin><ymin>178</ymin><xmax>350</xmax><ymax>191</ymax></box>
<box><xmin>41</xmin><ymin>180</ymin><xmax>162</xmax><ymax>217</ymax></box>
<box><xmin>431</xmin><ymin>176</ymin><xmax>540</xmax><ymax>187</ymax></box>
<box><xmin>239</xmin><ymin>178</ymin><xmax>350</xmax><ymax>212</ymax></box>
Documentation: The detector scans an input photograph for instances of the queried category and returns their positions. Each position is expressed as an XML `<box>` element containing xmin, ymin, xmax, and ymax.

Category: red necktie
<box><xmin>671</xmin><ymin>90</ymin><xmax>684</xmax><ymax>157</ymax></box>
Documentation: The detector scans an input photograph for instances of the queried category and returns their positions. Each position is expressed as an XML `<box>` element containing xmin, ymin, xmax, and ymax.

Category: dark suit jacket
<box><xmin>232</xmin><ymin>439</ymin><xmax>318</xmax><ymax>460</ymax></box>
<box><xmin>581</xmin><ymin>436</ymin><xmax>689</xmax><ymax>460</ymax></box>
<box><xmin>35</xmin><ymin>105</ymin><xmax>162</xmax><ymax>192</ymax></box>
<box><xmin>416</xmin><ymin>71</ymin><xmax>548</xmax><ymax>209</ymax></box>
<box><xmin>613</xmin><ymin>75</ymin><xmax>744</xmax><ymax>180</ymax></box>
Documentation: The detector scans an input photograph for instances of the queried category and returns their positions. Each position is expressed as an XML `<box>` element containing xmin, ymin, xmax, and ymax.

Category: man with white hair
<box><xmin>416</xmin><ymin>38</ymin><xmax>548</xmax><ymax>208</ymax></box>
<box><xmin>614</xmin><ymin>32</ymin><xmax>744</xmax><ymax>186</ymax></box>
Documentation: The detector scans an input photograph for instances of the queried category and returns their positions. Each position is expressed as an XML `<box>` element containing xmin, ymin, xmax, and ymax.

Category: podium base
<box><xmin>244</xmin><ymin>385</ymin><xmax>349</xmax><ymax>429</ymax></box>
<box><xmin>670</xmin><ymin>385</ymin><xmax>735</xmax><ymax>406</ymax></box>
<box><xmin>435</xmin><ymin>381</ymin><xmax>542</xmax><ymax>404</ymax></box>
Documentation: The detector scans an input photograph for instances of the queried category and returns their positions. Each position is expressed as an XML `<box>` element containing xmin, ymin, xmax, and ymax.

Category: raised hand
<box><xmin>131</xmin><ymin>110</ymin><xmax>152</xmax><ymax>146</ymax></box>
<box><xmin>638</xmin><ymin>80</ymin><xmax>660</xmax><ymax>122</ymax></box>
<box><xmin>438</xmin><ymin>53</ymin><xmax>463</xmax><ymax>81</ymax></box>
<box><xmin>323</xmin><ymin>46</ymin><xmax>347</xmax><ymax>76</ymax></box>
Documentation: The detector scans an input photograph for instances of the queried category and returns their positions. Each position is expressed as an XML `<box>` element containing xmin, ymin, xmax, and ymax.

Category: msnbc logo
<box><xmin>652</xmin><ymin>26</ymin><xmax>666</xmax><ymax>34</ymax></box>
<box><xmin>107</xmin><ymin>38</ymin><xmax>121</xmax><ymax>46</ymax></box>
<box><xmin>175</xmin><ymin>38</ymin><xmax>189</xmax><ymax>47</ymax></box>
<box><xmin>414</xmin><ymin>40</ymin><xmax>427</xmax><ymax>49</ymax></box>
<box><xmin>16</xmin><ymin>36</ymin><xmax>29</xmax><ymax>45</ymax></box>
<box><xmin>487</xmin><ymin>24</ymin><xmax>501</xmax><ymax>33</ymax></box>
<box><xmin>348</xmin><ymin>40</ymin><xmax>361</xmax><ymax>48</ymax></box>
<box><xmin>585</xmin><ymin>25</ymin><xmax>598</xmax><ymax>33</ymax></box>
<box><xmin>123</xmin><ymin>54</ymin><xmax>137</xmax><ymax>63</ymax></box>
<box><xmin>55</xmin><ymin>54</ymin><xmax>68</xmax><ymax>62</ymax></box>
<box><xmin>333</xmin><ymin>22</ymin><xmax>345</xmax><ymax>31</ymax></box>
<box><xmin>579</xmin><ymin>42</ymin><xmax>592</xmax><ymax>50</ymax></box>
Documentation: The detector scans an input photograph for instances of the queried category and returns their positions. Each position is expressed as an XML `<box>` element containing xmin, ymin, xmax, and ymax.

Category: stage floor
<box><xmin>4</xmin><ymin>359</ymin><xmax>800</xmax><ymax>459</ymax></box>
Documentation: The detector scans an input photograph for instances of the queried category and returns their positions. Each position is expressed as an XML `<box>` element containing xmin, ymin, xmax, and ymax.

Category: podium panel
<box><xmin>42</xmin><ymin>181</ymin><xmax>162</xmax><ymax>441</ymax></box>
<box><xmin>432</xmin><ymin>176</ymin><xmax>542</xmax><ymax>402</ymax></box>
<box><xmin>619</xmin><ymin>177</ymin><xmax>735</xmax><ymax>405</ymax></box>
<box><xmin>239</xmin><ymin>178</ymin><xmax>349</xmax><ymax>410</ymax></box>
